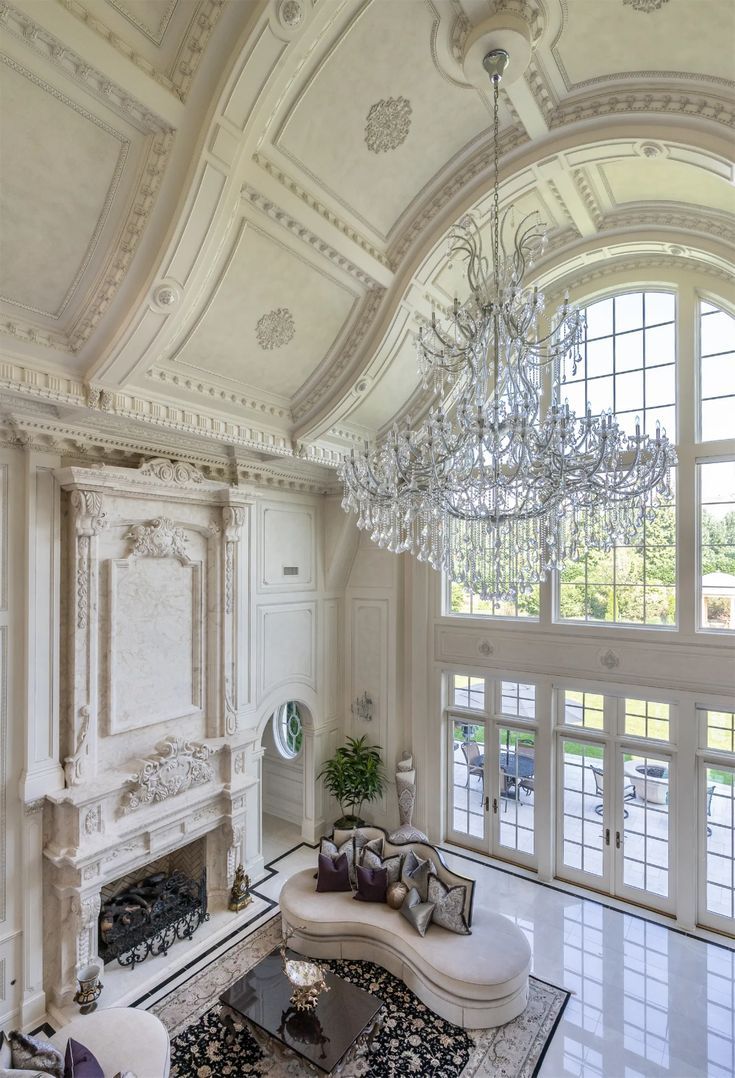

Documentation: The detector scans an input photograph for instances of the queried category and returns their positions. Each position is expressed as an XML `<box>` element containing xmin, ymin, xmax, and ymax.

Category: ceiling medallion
<box><xmin>365</xmin><ymin>97</ymin><xmax>412</xmax><ymax>154</ymax></box>
<box><xmin>278</xmin><ymin>0</ymin><xmax>304</xmax><ymax>29</ymax></box>
<box><xmin>256</xmin><ymin>307</ymin><xmax>295</xmax><ymax>350</ymax></box>
<box><xmin>622</xmin><ymin>0</ymin><xmax>669</xmax><ymax>11</ymax></box>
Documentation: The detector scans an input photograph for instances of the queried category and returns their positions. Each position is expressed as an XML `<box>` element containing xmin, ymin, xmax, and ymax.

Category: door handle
<box><xmin>615</xmin><ymin>831</ymin><xmax>621</xmax><ymax>849</ymax></box>
<box><xmin>605</xmin><ymin>828</ymin><xmax>610</xmax><ymax>846</ymax></box>
<box><xmin>488</xmin><ymin>796</ymin><xmax>493</xmax><ymax>813</ymax></box>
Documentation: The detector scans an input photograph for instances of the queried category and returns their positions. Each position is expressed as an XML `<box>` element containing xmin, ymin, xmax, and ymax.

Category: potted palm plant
<box><xmin>318</xmin><ymin>736</ymin><xmax>385</xmax><ymax>828</ymax></box>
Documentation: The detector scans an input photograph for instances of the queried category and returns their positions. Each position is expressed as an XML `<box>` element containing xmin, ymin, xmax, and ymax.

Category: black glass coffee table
<box><xmin>219</xmin><ymin>949</ymin><xmax>383</xmax><ymax>1074</ymax></box>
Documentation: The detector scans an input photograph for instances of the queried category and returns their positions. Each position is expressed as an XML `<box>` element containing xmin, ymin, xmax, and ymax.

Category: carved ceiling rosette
<box><xmin>122</xmin><ymin>736</ymin><xmax>214</xmax><ymax>813</ymax></box>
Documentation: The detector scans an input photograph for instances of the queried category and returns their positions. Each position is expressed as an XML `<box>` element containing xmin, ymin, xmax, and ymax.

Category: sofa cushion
<box><xmin>354</xmin><ymin>865</ymin><xmax>387</xmax><ymax>902</ymax></box>
<box><xmin>427</xmin><ymin>874</ymin><xmax>471</xmax><ymax>935</ymax></box>
<box><xmin>316</xmin><ymin>852</ymin><xmax>351</xmax><ymax>892</ymax></box>
<box><xmin>360</xmin><ymin>846</ymin><xmax>402</xmax><ymax>884</ymax></box>
<box><xmin>401</xmin><ymin>849</ymin><xmax>435</xmax><ymax>902</ymax></box>
<box><xmin>320</xmin><ymin>837</ymin><xmax>357</xmax><ymax>885</ymax></box>
<box><xmin>63</xmin><ymin>1039</ymin><xmax>103</xmax><ymax>1078</ymax></box>
<box><xmin>400</xmin><ymin>886</ymin><xmax>435</xmax><ymax>937</ymax></box>
<box><xmin>8</xmin><ymin>1033</ymin><xmax>63</xmax><ymax>1078</ymax></box>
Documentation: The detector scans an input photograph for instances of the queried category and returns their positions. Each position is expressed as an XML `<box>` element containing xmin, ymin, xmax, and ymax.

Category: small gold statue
<box><xmin>228</xmin><ymin>864</ymin><xmax>252</xmax><ymax>912</ymax></box>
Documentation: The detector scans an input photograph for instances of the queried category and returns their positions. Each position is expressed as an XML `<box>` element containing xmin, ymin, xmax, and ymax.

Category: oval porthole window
<box><xmin>273</xmin><ymin>701</ymin><xmax>303</xmax><ymax>759</ymax></box>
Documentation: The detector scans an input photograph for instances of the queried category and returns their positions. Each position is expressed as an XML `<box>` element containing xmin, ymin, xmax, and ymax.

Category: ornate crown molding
<box><xmin>546</xmin><ymin>253</ymin><xmax>735</xmax><ymax>301</ymax></box>
<box><xmin>121</xmin><ymin>737</ymin><xmax>214</xmax><ymax>813</ymax></box>
<box><xmin>548</xmin><ymin>88</ymin><xmax>735</xmax><ymax>131</ymax></box>
<box><xmin>598</xmin><ymin>207</ymin><xmax>735</xmax><ymax>247</ymax></box>
<box><xmin>54</xmin><ymin>0</ymin><xmax>226</xmax><ymax>102</ymax></box>
<box><xmin>242</xmin><ymin>185</ymin><xmax>384</xmax><ymax>289</ymax></box>
<box><xmin>253</xmin><ymin>154</ymin><xmax>391</xmax><ymax>270</ymax></box>
<box><xmin>145</xmin><ymin>366</ymin><xmax>291</xmax><ymax>420</ymax></box>
<box><xmin>1</xmin><ymin>3</ymin><xmax>174</xmax><ymax>133</ymax></box>
<box><xmin>125</xmin><ymin>517</ymin><xmax>191</xmax><ymax>562</ymax></box>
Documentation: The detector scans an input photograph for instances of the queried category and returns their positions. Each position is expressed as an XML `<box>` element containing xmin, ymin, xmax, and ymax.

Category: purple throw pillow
<box><xmin>316</xmin><ymin>852</ymin><xmax>352</xmax><ymax>892</ymax></box>
<box><xmin>64</xmin><ymin>1038</ymin><xmax>104</xmax><ymax>1078</ymax></box>
<box><xmin>354</xmin><ymin>864</ymin><xmax>388</xmax><ymax>902</ymax></box>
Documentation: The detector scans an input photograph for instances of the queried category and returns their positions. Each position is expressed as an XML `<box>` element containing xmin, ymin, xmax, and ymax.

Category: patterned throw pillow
<box><xmin>361</xmin><ymin>845</ymin><xmax>403</xmax><ymax>885</ymax></box>
<box><xmin>8</xmin><ymin>1031</ymin><xmax>64</xmax><ymax>1078</ymax></box>
<box><xmin>400</xmin><ymin>886</ymin><xmax>435</xmax><ymax>937</ymax></box>
<box><xmin>427</xmin><ymin>874</ymin><xmax>471</xmax><ymax>935</ymax></box>
<box><xmin>400</xmin><ymin>848</ymin><xmax>435</xmax><ymax>902</ymax></box>
<box><xmin>320</xmin><ymin>836</ymin><xmax>356</xmax><ymax>885</ymax></box>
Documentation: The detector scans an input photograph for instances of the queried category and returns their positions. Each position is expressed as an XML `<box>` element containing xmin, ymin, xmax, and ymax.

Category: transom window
<box><xmin>562</xmin><ymin>690</ymin><xmax>604</xmax><ymax>730</ymax></box>
<box><xmin>452</xmin><ymin>674</ymin><xmax>485</xmax><ymax>710</ymax></box>
<box><xmin>624</xmin><ymin>699</ymin><xmax>670</xmax><ymax>742</ymax></box>
<box><xmin>500</xmin><ymin>681</ymin><xmax>536</xmax><ymax>719</ymax></box>
<box><xmin>703</xmin><ymin>709</ymin><xmax>735</xmax><ymax>754</ymax></box>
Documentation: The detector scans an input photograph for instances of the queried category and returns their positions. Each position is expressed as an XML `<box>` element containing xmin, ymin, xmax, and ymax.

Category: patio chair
<box><xmin>590</xmin><ymin>765</ymin><xmax>635</xmax><ymax>818</ymax></box>
<box><xmin>461</xmin><ymin>741</ymin><xmax>484</xmax><ymax>789</ymax></box>
<box><xmin>517</xmin><ymin>742</ymin><xmax>535</xmax><ymax>799</ymax></box>
<box><xmin>706</xmin><ymin>784</ymin><xmax>716</xmax><ymax>837</ymax></box>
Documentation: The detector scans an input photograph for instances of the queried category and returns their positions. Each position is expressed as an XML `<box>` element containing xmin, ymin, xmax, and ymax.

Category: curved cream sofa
<box><xmin>48</xmin><ymin>1007</ymin><xmax>170</xmax><ymax>1077</ymax></box>
<box><xmin>280</xmin><ymin>829</ymin><xmax>531</xmax><ymax>1029</ymax></box>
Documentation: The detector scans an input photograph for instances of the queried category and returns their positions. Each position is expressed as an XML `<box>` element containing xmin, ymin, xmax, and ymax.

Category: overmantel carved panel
<box><xmin>122</xmin><ymin>736</ymin><xmax>213</xmax><ymax>813</ymax></box>
<box><xmin>125</xmin><ymin>517</ymin><xmax>191</xmax><ymax>562</ymax></box>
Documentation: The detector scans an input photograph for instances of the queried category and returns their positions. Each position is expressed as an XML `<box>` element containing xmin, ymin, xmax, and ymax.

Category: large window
<box><xmin>558</xmin><ymin>290</ymin><xmax>677</xmax><ymax>626</ymax></box>
<box><xmin>700</xmin><ymin>301</ymin><xmax>735</xmax><ymax>441</ymax></box>
<box><xmin>699</xmin><ymin>460</ymin><xmax>735</xmax><ymax>631</ymax></box>
<box><xmin>449</xmin><ymin>582</ymin><xmax>538</xmax><ymax>619</ymax></box>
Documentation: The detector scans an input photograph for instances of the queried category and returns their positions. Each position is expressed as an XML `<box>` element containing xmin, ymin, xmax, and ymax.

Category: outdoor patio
<box><xmin>451</xmin><ymin>744</ymin><xmax>734</xmax><ymax>915</ymax></box>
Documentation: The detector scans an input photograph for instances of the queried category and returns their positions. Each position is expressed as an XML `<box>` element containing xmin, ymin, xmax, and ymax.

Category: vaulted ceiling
<box><xmin>1</xmin><ymin>0</ymin><xmax>733</xmax><ymax>475</ymax></box>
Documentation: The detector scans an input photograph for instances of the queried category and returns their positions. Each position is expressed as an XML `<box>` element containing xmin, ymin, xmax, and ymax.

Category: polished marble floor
<box><xmin>256</xmin><ymin>817</ymin><xmax>735</xmax><ymax>1078</ymax></box>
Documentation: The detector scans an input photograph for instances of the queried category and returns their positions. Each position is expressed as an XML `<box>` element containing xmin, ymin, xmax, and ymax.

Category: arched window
<box><xmin>445</xmin><ymin>283</ymin><xmax>735</xmax><ymax>636</ymax></box>
<box><xmin>272</xmin><ymin>701</ymin><xmax>303</xmax><ymax>759</ymax></box>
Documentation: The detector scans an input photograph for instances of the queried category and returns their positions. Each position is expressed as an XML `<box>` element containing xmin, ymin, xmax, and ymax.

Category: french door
<box><xmin>556</xmin><ymin>737</ymin><xmax>674</xmax><ymax>913</ymax></box>
<box><xmin>448</xmin><ymin>717</ymin><xmax>536</xmax><ymax>867</ymax></box>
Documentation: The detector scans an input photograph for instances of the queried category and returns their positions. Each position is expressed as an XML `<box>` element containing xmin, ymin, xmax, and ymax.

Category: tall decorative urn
<box><xmin>388</xmin><ymin>752</ymin><xmax>428</xmax><ymax>843</ymax></box>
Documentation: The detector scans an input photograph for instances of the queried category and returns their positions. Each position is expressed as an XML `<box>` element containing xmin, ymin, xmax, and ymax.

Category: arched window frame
<box><xmin>442</xmin><ymin>272</ymin><xmax>735</xmax><ymax>640</ymax></box>
<box><xmin>272</xmin><ymin>700</ymin><xmax>304</xmax><ymax>759</ymax></box>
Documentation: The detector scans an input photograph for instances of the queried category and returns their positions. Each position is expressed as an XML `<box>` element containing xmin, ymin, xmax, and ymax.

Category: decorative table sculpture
<box><xmin>228</xmin><ymin>864</ymin><xmax>252</xmax><ymax>912</ymax></box>
<box><xmin>280</xmin><ymin>931</ymin><xmax>329</xmax><ymax>1011</ymax></box>
<box><xmin>388</xmin><ymin>752</ymin><xmax>428</xmax><ymax>842</ymax></box>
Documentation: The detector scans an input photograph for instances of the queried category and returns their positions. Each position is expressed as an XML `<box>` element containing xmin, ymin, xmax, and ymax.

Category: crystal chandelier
<box><xmin>341</xmin><ymin>50</ymin><xmax>677</xmax><ymax>602</ymax></box>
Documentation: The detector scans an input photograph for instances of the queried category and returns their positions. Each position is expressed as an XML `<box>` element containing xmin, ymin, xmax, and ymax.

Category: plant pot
<box><xmin>334</xmin><ymin>816</ymin><xmax>366</xmax><ymax>830</ymax></box>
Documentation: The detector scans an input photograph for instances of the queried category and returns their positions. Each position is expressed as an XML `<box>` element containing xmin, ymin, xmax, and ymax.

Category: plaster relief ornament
<box><xmin>279</xmin><ymin>0</ymin><xmax>303</xmax><ymax>28</ymax></box>
<box><xmin>138</xmin><ymin>458</ymin><xmax>204</xmax><ymax>484</ymax></box>
<box><xmin>125</xmin><ymin>517</ymin><xmax>190</xmax><ymax>563</ymax></box>
<box><xmin>623</xmin><ymin>0</ymin><xmax>669</xmax><ymax>10</ymax></box>
<box><xmin>256</xmin><ymin>307</ymin><xmax>295</xmax><ymax>350</ymax></box>
<box><xmin>365</xmin><ymin>96</ymin><xmax>412</xmax><ymax>153</ymax></box>
<box><xmin>122</xmin><ymin>736</ymin><xmax>213</xmax><ymax>813</ymax></box>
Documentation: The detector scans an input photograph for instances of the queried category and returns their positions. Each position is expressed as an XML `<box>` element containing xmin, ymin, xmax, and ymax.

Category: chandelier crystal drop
<box><xmin>340</xmin><ymin>49</ymin><xmax>677</xmax><ymax>602</ymax></box>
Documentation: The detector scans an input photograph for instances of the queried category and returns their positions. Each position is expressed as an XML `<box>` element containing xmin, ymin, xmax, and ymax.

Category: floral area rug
<box><xmin>150</xmin><ymin>915</ymin><xmax>569</xmax><ymax>1077</ymax></box>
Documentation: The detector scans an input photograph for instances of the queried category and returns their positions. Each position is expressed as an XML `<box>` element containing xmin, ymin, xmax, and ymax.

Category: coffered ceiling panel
<box><xmin>0</xmin><ymin>57</ymin><xmax>126</xmax><ymax>319</ymax></box>
<box><xmin>600</xmin><ymin>159</ymin><xmax>735</xmax><ymax>216</ymax></box>
<box><xmin>275</xmin><ymin>0</ymin><xmax>493</xmax><ymax>241</ymax></box>
<box><xmin>172</xmin><ymin>222</ymin><xmax>360</xmax><ymax>399</ymax></box>
<box><xmin>553</xmin><ymin>0</ymin><xmax>735</xmax><ymax>88</ymax></box>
